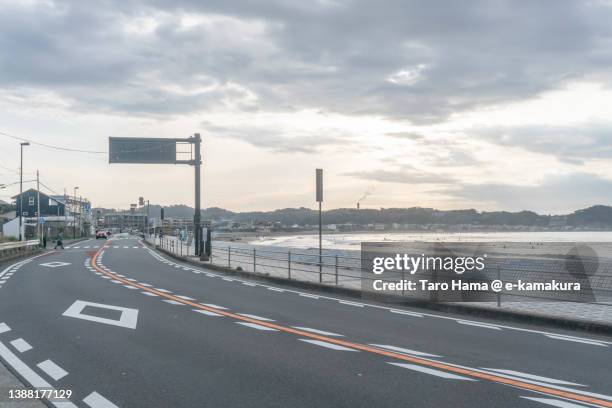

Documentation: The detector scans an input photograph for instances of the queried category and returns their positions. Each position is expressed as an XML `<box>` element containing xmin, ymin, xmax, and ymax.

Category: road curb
<box><xmin>145</xmin><ymin>241</ymin><xmax>612</xmax><ymax>336</ymax></box>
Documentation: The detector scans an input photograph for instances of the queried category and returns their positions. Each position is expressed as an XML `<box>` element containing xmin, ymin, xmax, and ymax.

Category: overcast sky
<box><xmin>2</xmin><ymin>0</ymin><xmax>612</xmax><ymax>214</ymax></box>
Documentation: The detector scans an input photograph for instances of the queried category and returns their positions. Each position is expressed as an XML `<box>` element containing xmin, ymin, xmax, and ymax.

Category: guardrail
<box><xmin>147</xmin><ymin>235</ymin><xmax>612</xmax><ymax>307</ymax></box>
<box><xmin>0</xmin><ymin>240</ymin><xmax>40</xmax><ymax>262</ymax></box>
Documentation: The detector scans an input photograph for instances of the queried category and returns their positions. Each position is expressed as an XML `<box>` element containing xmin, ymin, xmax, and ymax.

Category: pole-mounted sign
<box><xmin>108</xmin><ymin>135</ymin><xmax>205</xmax><ymax>256</ymax></box>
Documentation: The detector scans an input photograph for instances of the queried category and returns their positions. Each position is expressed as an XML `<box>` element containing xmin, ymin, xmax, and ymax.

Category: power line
<box><xmin>0</xmin><ymin>131</ymin><xmax>107</xmax><ymax>154</ymax></box>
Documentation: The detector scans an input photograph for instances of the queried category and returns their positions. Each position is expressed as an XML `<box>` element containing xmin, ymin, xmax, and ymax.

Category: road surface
<box><xmin>0</xmin><ymin>234</ymin><xmax>611</xmax><ymax>407</ymax></box>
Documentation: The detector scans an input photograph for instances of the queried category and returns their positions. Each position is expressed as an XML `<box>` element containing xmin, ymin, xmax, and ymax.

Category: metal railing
<box><xmin>147</xmin><ymin>235</ymin><xmax>612</xmax><ymax>307</ymax></box>
<box><xmin>0</xmin><ymin>240</ymin><xmax>40</xmax><ymax>262</ymax></box>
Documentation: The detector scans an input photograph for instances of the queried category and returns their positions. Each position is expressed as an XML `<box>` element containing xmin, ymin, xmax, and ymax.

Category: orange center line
<box><xmin>90</xmin><ymin>243</ymin><xmax>612</xmax><ymax>408</ymax></box>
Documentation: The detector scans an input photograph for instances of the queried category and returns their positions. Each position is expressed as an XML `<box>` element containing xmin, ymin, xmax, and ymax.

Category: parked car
<box><xmin>96</xmin><ymin>230</ymin><xmax>108</xmax><ymax>239</ymax></box>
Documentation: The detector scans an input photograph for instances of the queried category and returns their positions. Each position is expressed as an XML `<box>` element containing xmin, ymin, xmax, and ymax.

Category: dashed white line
<box><xmin>83</xmin><ymin>391</ymin><xmax>120</xmax><ymax>408</ymax></box>
<box><xmin>339</xmin><ymin>300</ymin><xmax>364</xmax><ymax>307</ymax></box>
<box><xmin>520</xmin><ymin>396</ymin><xmax>590</xmax><ymax>408</ymax></box>
<box><xmin>123</xmin><ymin>285</ymin><xmax>139</xmax><ymax>290</ymax></box>
<box><xmin>10</xmin><ymin>338</ymin><xmax>32</xmax><ymax>353</ymax></box>
<box><xmin>236</xmin><ymin>322</ymin><xmax>279</xmax><ymax>331</ymax></box>
<box><xmin>388</xmin><ymin>362</ymin><xmax>476</xmax><ymax>381</ymax></box>
<box><xmin>299</xmin><ymin>339</ymin><xmax>358</xmax><ymax>351</ymax></box>
<box><xmin>193</xmin><ymin>309</ymin><xmax>222</xmax><ymax>317</ymax></box>
<box><xmin>0</xmin><ymin>341</ymin><xmax>77</xmax><ymax>407</ymax></box>
<box><xmin>292</xmin><ymin>327</ymin><xmax>344</xmax><ymax>337</ymax></box>
<box><xmin>37</xmin><ymin>359</ymin><xmax>69</xmax><ymax>381</ymax></box>
<box><xmin>299</xmin><ymin>293</ymin><xmax>320</xmax><ymax>299</ymax></box>
<box><xmin>175</xmin><ymin>295</ymin><xmax>196</xmax><ymax>300</ymax></box>
<box><xmin>155</xmin><ymin>288</ymin><xmax>172</xmax><ymax>293</ymax></box>
<box><xmin>242</xmin><ymin>282</ymin><xmax>256</xmax><ymax>287</ymax></box>
<box><xmin>369</xmin><ymin>344</ymin><xmax>441</xmax><ymax>358</ymax></box>
<box><xmin>457</xmin><ymin>320</ymin><xmax>501</xmax><ymax>330</ymax></box>
<box><xmin>481</xmin><ymin>369</ymin><xmax>584</xmax><ymax>387</ymax></box>
<box><xmin>237</xmin><ymin>313</ymin><xmax>275</xmax><ymax>322</ymax></box>
<box><xmin>389</xmin><ymin>309</ymin><xmax>423</xmax><ymax>318</ymax></box>
<box><xmin>162</xmin><ymin>300</ymin><xmax>184</xmax><ymax>306</ymax></box>
<box><xmin>545</xmin><ymin>334</ymin><xmax>606</xmax><ymax>347</ymax></box>
<box><xmin>141</xmin><ymin>292</ymin><xmax>158</xmax><ymax>297</ymax></box>
<box><xmin>267</xmin><ymin>287</ymin><xmax>285</xmax><ymax>292</ymax></box>
<box><xmin>200</xmin><ymin>303</ymin><xmax>228</xmax><ymax>310</ymax></box>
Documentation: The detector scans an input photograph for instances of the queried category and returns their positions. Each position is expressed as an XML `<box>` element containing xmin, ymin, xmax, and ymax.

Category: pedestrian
<box><xmin>42</xmin><ymin>235</ymin><xmax>47</xmax><ymax>248</ymax></box>
<box><xmin>54</xmin><ymin>231</ymin><xmax>64</xmax><ymax>250</ymax></box>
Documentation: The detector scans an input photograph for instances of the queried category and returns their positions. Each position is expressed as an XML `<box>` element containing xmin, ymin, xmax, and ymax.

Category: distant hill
<box><xmin>96</xmin><ymin>204</ymin><xmax>612</xmax><ymax>228</ymax></box>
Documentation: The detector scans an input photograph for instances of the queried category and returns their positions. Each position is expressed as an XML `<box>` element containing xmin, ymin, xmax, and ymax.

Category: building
<box><xmin>14</xmin><ymin>188</ymin><xmax>66</xmax><ymax>218</ymax></box>
<box><xmin>3</xmin><ymin>189</ymin><xmax>92</xmax><ymax>240</ymax></box>
<box><xmin>103</xmin><ymin>213</ymin><xmax>147</xmax><ymax>231</ymax></box>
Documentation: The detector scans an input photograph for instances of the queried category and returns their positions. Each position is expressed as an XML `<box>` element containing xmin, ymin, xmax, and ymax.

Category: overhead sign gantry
<box><xmin>108</xmin><ymin>134</ymin><xmax>205</xmax><ymax>257</ymax></box>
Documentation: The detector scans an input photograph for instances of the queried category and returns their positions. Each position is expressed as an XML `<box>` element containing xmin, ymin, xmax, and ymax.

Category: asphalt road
<box><xmin>0</xmin><ymin>234</ymin><xmax>611</xmax><ymax>408</ymax></box>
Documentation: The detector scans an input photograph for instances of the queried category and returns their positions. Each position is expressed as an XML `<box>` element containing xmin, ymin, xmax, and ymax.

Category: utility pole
<box><xmin>73</xmin><ymin>186</ymin><xmax>79</xmax><ymax>239</ymax></box>
<box><xmin>19</xmin><ymin>142</ymin><xmax>29</xmax><ymax>241</ymax></box>
<box><xmin>194</xmin><ymin>133</ymin><xmax>202</xmax><ymax>257</ymax></box>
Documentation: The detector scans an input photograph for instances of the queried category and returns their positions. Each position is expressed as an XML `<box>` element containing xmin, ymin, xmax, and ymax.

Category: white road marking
<box><xmin>163</xmin><ymin>300</ymin><xmax>184</xmax><ymax>305</ymax></box>
<box><xmin>193</xmin><ymin>309</ymin><xmax>222</xmax><ymax>317</ymax></box>
<box><xmin>123</xmin><ymin>246</ymin><xmax>129</xmax><ymax>249</ymax></box>
<box><xmin>369</xmin><ymin>344</ymin><xmax>441</xmax><ymax>358</ymax></box>
<box><xmin>101</xmin><ymin>276</ymin><xmax>111</xmax><ymax>279</ymax></box>
<box><xmin>141</xmin><ymin>292</ymin><xmax>158</xmax><ymax>297</ymax></box>
<box><xmin>37</xmin><ymin>359</ymin><xmax>69</xmax><ymax>381</ymax></box>
<box><xmin>139</xmin><ymin>283</ymin><xmax>153</xmax><ymax>287</ymax></box>
<box><xmin>39</xmin><ymin>262</ymin><xmax>71</xmax><ymax>268</ymax></box>
<box><xmin>175</xmin><ymin>295</ymin><xmax>196</xmax><ymax>300</ymax></box>
<box><xmin>520</xmin><ymin>396</ymin><xmax>591</xmax><ymax>408</ymax></box>
<box><xmin>237</xmin><ymin>313</ymin><xmax>275</xmax><ymax>322</ymax></box>
<box><xmin>206</xmin><ymin>273</ymin><xmax>215</xmax><ymax>277</ymax></box>
<box><xmin>123</xmin><ymin>285</ymin><xmax>138</xmax><ymax>290</ymax></box>
<box><xmin>110</xmin><ymin>280</ymin><xmax>122</xmax><ymax>284</ymax></box>
<box><xmin>299</xmin><ymin>293</ymin><xmax>320</xmax><ymax>299</ymax></box>
<box><xmin>62</xmin><ymin>300</ymin><xmax>139</xmax><ymax>329</ymax></box>
<box><xmin>389</xmin><ymin>309</ymin><xmax>423</xmax><ymax>317</ymax></box>
<box><xmin>0</xmin><ymin>341</ymin><xmax>77</xmax><ymax>407</ymax></box>
<box><xmin>457</xmin><ymin>320</ymin><xmax>501</xmax><ymax>330</ymax></box>
<box><xmin>242</xmin><ymin>282</ymin><xmax>256</xmax><ymax>287</ymax></box>
<box><xmin>299</xmin><ymin>339</ymin><xmax>358</xmax><ymax>351</ymax></box>
<box><xmin>83</xmin><ymin>391</ymin><xmax>120</xmax><ymax>408</ymax></box>
<box><xmin>133</xmin><ymin>246</ymin><xmax>139</xmax><ymax>249</ymax></box>
<box><xmin>388</xmin><ymin>362</ymin><xmax>476</xmax><ymax>380</ymax></box>
<box><xmin>113</xmin><ymin>246</ymin><xmax>119</xmax><ymax>249</ymax></box>
<box><xmin>222</xmin><ymin>277</ymin><xmax>234</xmax><ymax>281</ymax></box>
<box><xmin>125</xmin><ymin>278</ymin><xmax>137</xmax><ymax>282</ymax></box>
<box><xmin>155</xmin><ymin>288</ymin><xmax>172</xmax><ymax>293</ymax></box>
<box><xmin>267</xmin><ymin>287</ymin><xmax>285</xmax><ymax>292</ymax></box>
<box><xmin>236</xmin><ymin>322</ymin><xmax>279</xmax><ymax>331</ymax></box>
<box><xmin>339</xmin><ymin>300</ymin><xmax>364</xmax><ymax>307</ymax></box>
<box><xmin>0</xmin><ymin>322</ymin><xmax>11</xmax><ymax>333</ymax></box>
<box><xmin>201</xmin><ymin>303</ymin><xmax>228</xmax><ymax>310</ymax></box>
<box><xmin>292</xmin><ymin>327</ymin><xmax>344</xmax><ymax>337</ymax></box>
<box><xmin>481</xmin><ymin>369</ymin><xmax>584</xmax><ymax>387</ymax></box>
<box><xmin>545</xmin><ymin>334</ymin><xmax>607</xmax><ymax>346</ymax></box>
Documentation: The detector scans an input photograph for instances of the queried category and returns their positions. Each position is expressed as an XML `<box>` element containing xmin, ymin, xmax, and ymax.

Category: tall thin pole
<box><xmin>36</xmin><ymin>170</ymin><xmax>41</xmax><ymax>243</ymax></box>
<box><xmin>194</xmin><ymin>133</ymin><xmax>202</xmax><ymax>256</ymax></box>
<box><xmin>319</xmin><ymin>200</ymin><xmax>322</xmax><ymax>282</ymax></box>
<box><xmin>18</xmin><ymin>143</ymin><xmax>28</xmax><ymax>240</ymax></box>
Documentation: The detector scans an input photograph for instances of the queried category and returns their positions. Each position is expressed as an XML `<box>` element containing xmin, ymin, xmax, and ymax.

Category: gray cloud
<box><xmin>473</xmin><ymin>124</ymin><xmax>612</xmax><ymax>164</ymax></box>
<box><xmin>2</xmin><ymin>0</ymin><xmax>612</xmax><ymax>122</ymax></box>
<box><xmin>345</xmin><ymin>165</ymin><xmax>455</xmax><ymax>184</ymax></box>
<box><xmin>203</xmin><ymin>123</ymin><xmax>350</xmax><ymax>153</ymax></box>
<box><xmin>444</xmin><ymin>172</ymin><xmax>612</xmax><ymax>213</ymax></box>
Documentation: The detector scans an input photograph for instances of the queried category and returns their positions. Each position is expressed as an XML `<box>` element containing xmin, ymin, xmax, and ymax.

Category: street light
<box><xmin>19</xmin><ymin>142</ymin><xmax>30</xmax><ymax>241</ymax></box>
<box><xmin>73</xmin><ymin>186</ymin><xmax>79</xmax><ymax>239</ymax></box>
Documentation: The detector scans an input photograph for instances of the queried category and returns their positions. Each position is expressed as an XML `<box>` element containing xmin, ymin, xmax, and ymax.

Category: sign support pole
<box><xmin>194</xmin><ymin>133</ymin><xmax>202</xmax><ymax>257</ymax></box>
